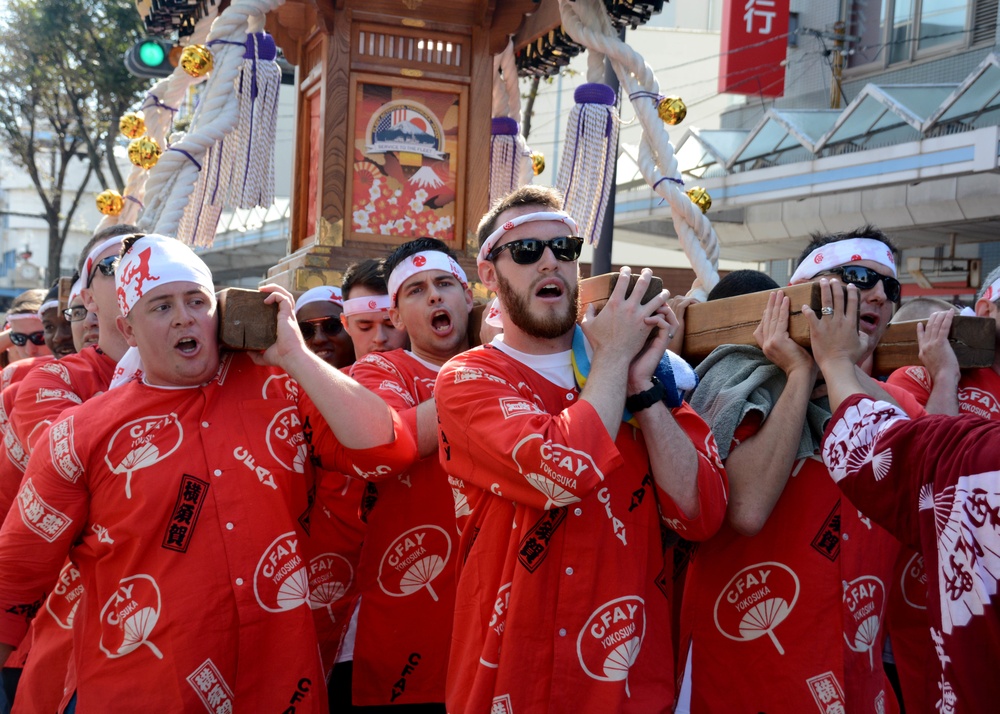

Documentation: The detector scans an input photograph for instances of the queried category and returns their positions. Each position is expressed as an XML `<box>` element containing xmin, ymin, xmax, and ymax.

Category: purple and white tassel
<box><xmin>556</xmin><ymin>82</ymin><xmax>619</xmax><ymax>246</ymax></box>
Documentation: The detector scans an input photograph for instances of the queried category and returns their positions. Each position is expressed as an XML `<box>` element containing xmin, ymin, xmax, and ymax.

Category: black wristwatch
<box><xmin>625</xmin><ymin>376</ymin><xmax>668</xmax><ymax>414</ymax></box>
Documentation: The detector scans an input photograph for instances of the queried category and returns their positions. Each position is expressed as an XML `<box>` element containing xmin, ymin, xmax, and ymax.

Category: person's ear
<box><xmin>116</xmin><ymin>315</ymin><xmax>138</xmax><ymax>347</ymax></box>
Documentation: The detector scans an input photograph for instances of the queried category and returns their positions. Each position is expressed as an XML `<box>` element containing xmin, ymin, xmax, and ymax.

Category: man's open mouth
<box><xmin>176</xmin><ymin>337</ymin><xmax>199</xmax><ymax>354</ymax></box>
<box><xmin>431</xmin><ymin>310</ymin><xmax>453</xmax><ymax>334</ymax></box>
<box><xmin>536</xmin><ymin>280</ymin><xmax>564</xmax><ymax>299</ymax></box>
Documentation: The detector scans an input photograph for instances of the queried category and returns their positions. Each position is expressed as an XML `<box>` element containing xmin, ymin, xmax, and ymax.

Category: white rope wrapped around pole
<box><xmin>558</xmin><ymin>0</ymin><xmax>720</xmax><ymax>300</ymax></box>
<box><xmin>140</xmin><ymin>0</ymin><xmax>285</xmax><ymax>239</ymax></box>
<box><xmin>94</xmin><ymin>8</ymin><xmax>218</xmax><ymax>232</ymax></box>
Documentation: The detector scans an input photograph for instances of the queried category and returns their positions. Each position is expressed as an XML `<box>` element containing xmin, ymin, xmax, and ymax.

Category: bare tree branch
<box><xmin>0</xmin><ymin>0</ymin><xmax>145</xmax><ymax>281</ymax></box>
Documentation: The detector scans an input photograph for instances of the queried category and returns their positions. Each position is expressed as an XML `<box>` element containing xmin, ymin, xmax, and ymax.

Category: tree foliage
<box><xmin>0</xmin><ymin>0</ymin><xmax>147</xmax><ymax>281</ymax></box>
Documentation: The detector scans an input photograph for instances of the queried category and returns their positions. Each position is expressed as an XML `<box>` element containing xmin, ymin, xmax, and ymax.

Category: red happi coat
<box><xmin>305</xmin><ymin>365</ymin><xmax>369</xmax><ymax>675</ymax></box>
<box><xmin>435</xmin><ymin>345</ymin><xmax>729</xmax><ymax>714</ymax></box>
<box><xmin>887</xmin><ymin>365</ymin><xmax>1000</xmax><ymax>421</ymax></box>
<box><xmin>823</xmin><ymin>395</ymin><xmax>1000</xmax><ymax>713</ymax></box>
<box><xmin>0</xmin><ymin>349</ymin><xmax>115</xmax><ymax>700</ymax></box>
<box><xmin>309</xmin><ymin>469</ymin><xmax>367</xmax><ymax>674</ymax></box>
<box><xmin>0</xmin><ymin>355</ymin><xmax>58</xmax><ymax>507</ymax></box>
<box><xmin>7</xmin><ymin>347</ymin><xmax>117</xmax><ymax>473</ymax></box>
<box><xmin>11</xmin><ymin>347</ymin><xmax>117</xmax><ymax>453</ymax></box>
<box><xmin>680</xmin><ymin>383</ymin><xmax>924</xmax><ymax>714</ymax></box>
<box><xmin>884</xmin><ymin>365</ymin><xmax>1000</xmax><ymax>712</ymax></box>
<box><xmin>0</xmin><ymin>356</ymin><xmax>55</xmax><ymax>435</ymax></box>
<box><xmin>347</xmin><ymin>350</ymin><xmax>457</xmax><ymax>705</ymax></box>
<box><xmin>0</xmin><ymin>356</ymin><xmax>54</xmax><ymax>394</ymax></box>
<box><xmin>0</xmin><ymin>352</ymin><xmax>416</xmax><ymax>713</ymax></box>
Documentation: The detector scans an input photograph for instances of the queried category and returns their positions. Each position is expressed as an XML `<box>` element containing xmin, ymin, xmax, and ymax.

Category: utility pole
<box><xmin>830</xmin><ymin>21</ymin><xmax>846</xmax><ymax>109</ymax></box>
<box><xmin>800</xmin><ymin>25</ymin><xmax>856</xmax><ymax>110</ymax></box>
<box><xmin>592</xmin><ymin>25</ymin><xmax>626</xmax><ymax>276</ymax></box>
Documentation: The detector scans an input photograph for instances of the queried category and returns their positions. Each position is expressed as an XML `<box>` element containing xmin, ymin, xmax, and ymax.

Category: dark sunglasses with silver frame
<box><xmin>86</xmin><ymin>255</ymin><xmax>119</xmax><ymax>288</ymax></box>
<box><xmin>487</xmin><ymin>236</ymin><xmax>584</xmax><ymax>265</ymax></box>
<box><xmin>821</xmin><ymin>265</ymin><xmax>901</xmax><ymax>303</ymax></box>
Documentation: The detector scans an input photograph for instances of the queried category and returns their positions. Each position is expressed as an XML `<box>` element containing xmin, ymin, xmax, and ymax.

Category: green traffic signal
<box><xmin>138</xmin><ymin>41</ymin><xmax>166</xmax><ymax>67</ymax></box>
<box><xmin>124</xmin><ymin>37</ymin><xmax>174</xmax><ymax>79</ymax></box>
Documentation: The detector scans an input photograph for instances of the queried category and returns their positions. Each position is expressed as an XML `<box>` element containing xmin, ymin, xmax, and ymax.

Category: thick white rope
<box><xmin>490</xmin><ymin>40</ymin><xmax>530</xmax><ymax>205</ymax></box>
<box><xmin>499</xmin><ymin>41</ymin><xmax>520</xmax><ymax>120</ymax></box>
<box><xmin>492</xmin><ymin>47</ymin><xmax>509</xmax><ymax>118</ymax></box>
<box><xmin>141</xmin><ymin>0</ymin><xmax>283</xmax><ymax>238</ymax></box>
<box><xmin>95</xmin><ymin>8</ymin><xmax>218</xmax><ymax>232</ymax></box>
<box><xmin>559</xmin><ymin>0</ymin><xmax>720</xmax><ymax>300</ymax></box>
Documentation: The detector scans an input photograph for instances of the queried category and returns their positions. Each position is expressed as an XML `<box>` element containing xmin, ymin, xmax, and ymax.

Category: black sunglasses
<box><xmin>87</xmin><ymin>255</ymin><xmax>118</xmax><ymax>287</ymax></box>
<box><xmin>62</xmin><ymin>306</ymin><xmax>88</xmax><ymax>322</ymax></box>
<box><xmin>10</xmin><ymin>331</ymin><xmax>46</xmax><ymax>346</ymax></box>
<box><xmin>298</xmin><ymin>317</ymin><xmax>343</xmax><ymax>340</ymax></box>
<box><xmin>824</xmin><ymin>266</ymin><xmax>901</xmax><ymax>303</ymax></box>
<box><xmin>487</xmin><ymin>236</ymin><xmax>584</xmax><ymax>265</ymax></box>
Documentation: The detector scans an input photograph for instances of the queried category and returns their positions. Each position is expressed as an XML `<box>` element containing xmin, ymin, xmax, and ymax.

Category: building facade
<box><xmin>617</xmin><ymin>0</ymin><xmax>1000</xmax><ymax>300</ymax></box>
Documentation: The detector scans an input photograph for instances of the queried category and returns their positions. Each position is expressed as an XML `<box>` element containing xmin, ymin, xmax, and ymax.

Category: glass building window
<box><xmin>918</xmin><ymin>0</ymin><xmax>969</xmax><ymax>51</ymax></box>
<box><xmin>848</xmin><ymin>0</ymin><xmax>972</xmax><ymax>69</ymax></box>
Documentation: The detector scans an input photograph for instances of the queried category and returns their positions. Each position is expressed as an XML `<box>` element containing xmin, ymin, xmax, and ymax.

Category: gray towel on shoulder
<box><xmin>687</xmin><ymin>344</ymin><xmax>831</xmax><ymax>461</ymax></box>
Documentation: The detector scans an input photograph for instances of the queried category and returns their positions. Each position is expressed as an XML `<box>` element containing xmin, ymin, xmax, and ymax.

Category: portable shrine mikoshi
<box><xmin>111</xmin><ymin>0</ymin><xmax>981</xmax><ymax>366</ymax></box>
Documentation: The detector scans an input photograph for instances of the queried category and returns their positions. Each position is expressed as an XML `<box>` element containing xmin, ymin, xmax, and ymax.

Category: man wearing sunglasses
<box><xmin>434</xmin><ymin>186</ymin><xmax>728</xmax><ymax>713</ymax></box>
<box><xmin>295</xmin><ymin>286</ymin><xmax>356</xmax><ymax>369</ymax></box>
<box><xmin>679</xmin><ymin>226</ymin><xmax>927</xmax><ymax>714</ymax></box>
<box><xmin>6</xmin><ymin>226</ymin><xmax>139</xmax><ymax>474</ymax></box>
<box><xmin>341</xmin><ymin>238</ymin><xmax>473</xmax><ymax>711</ymax></box>
<box><xmin>2</xmin><ymin>289</ymin><xmax>52</xmax><ymax>367</ymax></box>
<box><xmin>0</xmin><ymin>224</ymin><xmax>144</xmax><ymax>714</ymax></box>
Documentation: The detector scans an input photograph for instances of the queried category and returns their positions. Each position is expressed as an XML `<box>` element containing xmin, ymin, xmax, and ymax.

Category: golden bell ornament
<box><xmin>686</xmin><ymin>186</ymin><xmax>712</xmax><ymax>214</ymax></box>
<box><xmin>530</xmin><ymin>151</ymin><xmax>545</xmax><ymax>176</ymax></box>
<box><xmin>127</xmin><ymin>136</ymin><xmax>162</xmax><ymax>170</ymax></box>
<box><xmin>657</xmin><ymin>96</ymin><xmax>687</xmax><ymax>126</ymax></box>
<box><xmin>180</xmin><ymin>44</ymin><xmax>213</xmax><ymax>78</ymax></box>
<box><xmin>119</xmin><ymin>112</ymin><xmax>146</xmax><ymax>140</ymax></box>
<box><xmin>95</xmin><ymin>189</ymin><xmax>124</xmax><ymax>216</ymax></box>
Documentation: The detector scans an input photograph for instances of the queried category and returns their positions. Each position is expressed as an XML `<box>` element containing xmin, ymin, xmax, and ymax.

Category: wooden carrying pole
<box><xmin>577</xmin><ymin>275</ymin><xmax>996</xmax><ymax>375</ymax></box>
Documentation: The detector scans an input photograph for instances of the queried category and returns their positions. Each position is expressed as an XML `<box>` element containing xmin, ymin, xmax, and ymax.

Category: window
<box><xmin>847</xmin><ymin>0</ymin><xmax>977</xmax><ymax>70</ymax></box>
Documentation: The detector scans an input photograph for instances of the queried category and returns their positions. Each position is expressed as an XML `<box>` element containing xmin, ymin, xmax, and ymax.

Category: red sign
<box><xmin>719</xmin><ymin>0</ymin><xmax>789</xmax><ymax>97</ymax></box>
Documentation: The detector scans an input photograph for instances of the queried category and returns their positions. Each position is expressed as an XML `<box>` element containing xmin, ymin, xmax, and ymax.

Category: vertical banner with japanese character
<box><xmin>719</xmin><ymin>0</ymin><xmax>790</xmax><ymax>97</ymax></box>
<box><xmin>346</xmin><ymin>74</ymin><xmax>466</xmax><ymax>247</ymax></box>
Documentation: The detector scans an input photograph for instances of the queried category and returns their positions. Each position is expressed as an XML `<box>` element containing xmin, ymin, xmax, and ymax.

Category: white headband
<box><xmin>109</xmin><ymin>346</ymin><xmax>144</xmax><ymax>390</ymax></box>
<box><xmin>294</xmin><ymin>286</ymin><xmax>343</xmax><ymax>314</ymax></box>
<box><xmin>484</xmin><ymin>296</ymin><xmax>503</xmax><ymax>328</ymax></box>
<box><xmin>477</xmin><ymin>210</ymin><xmax>580</xmax><ymax>266</ymax></box>
<box><xmin>980</xmin><ymin>277</ymin><xmax>1000</xmax><ymax>303</ymax></box>
<box><xmin>790</xmin><ymin>238</ymin><xmax>896</xmax><ymax>284</ymax></box>
<box><xmin>37</xmin><ymin>300</ymin><xmax>60</xmax><ymax>318</ymax></box>
<box><xmin>68</xmin><ymin>278</ymin><xmax>83</xmax><ymax>306</ymax></box>
<box><xmin>81</xmin><ymin>235</ymin><xmax>130</xmax><ymax>289</ymax></box>
<box><xmin>387</xmin><ymin>251</ymin><xmax>468</xmax><ymax>306</ymax></box>
<box><xmin>343</xmin><ymin>294</ymin><xmax>391</xmax><ymax>316</ymax></box>
<box><xmin>6</xmin><ymin>313</ymin><xmax>40</xmax><ymax>324</ymax></box>
<box><xmin>115</xmin><ymin>234</ymin><xmax>214</xmax><ymax>316</ymax></box>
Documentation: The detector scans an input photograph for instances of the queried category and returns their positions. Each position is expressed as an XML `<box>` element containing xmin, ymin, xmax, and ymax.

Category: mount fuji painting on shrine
<box><xmin>348</xmin><ymin>77</ymin><xmax>466</xmax><ymax>246</ymax></box>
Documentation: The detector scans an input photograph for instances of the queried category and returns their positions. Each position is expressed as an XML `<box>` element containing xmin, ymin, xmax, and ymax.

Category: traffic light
<box><xmin>124</xmin><ymin>38</ymin><xmax>175</xmax><ymax>79</ymax></box>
